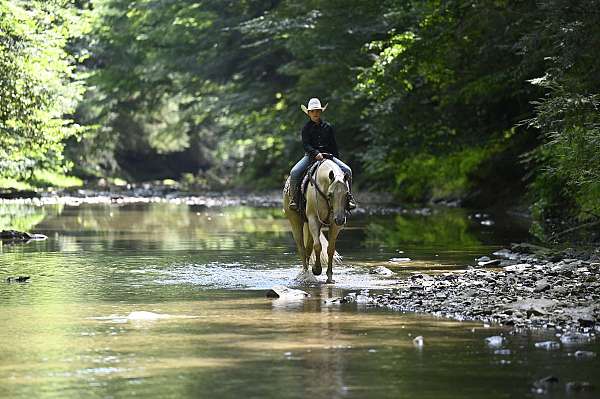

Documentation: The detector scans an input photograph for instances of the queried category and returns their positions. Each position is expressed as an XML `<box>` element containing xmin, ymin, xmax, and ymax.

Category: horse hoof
<box><xmin>312</xmin><ymin>264</ymin><xmax>322</xmax><ymax>276</ymax></box>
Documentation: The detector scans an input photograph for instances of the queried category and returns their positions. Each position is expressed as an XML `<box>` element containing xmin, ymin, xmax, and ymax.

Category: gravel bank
<box><xmin>369</xmin><ymin>244</ymin><xmax>600</xmax><ymax>336</ymax></box>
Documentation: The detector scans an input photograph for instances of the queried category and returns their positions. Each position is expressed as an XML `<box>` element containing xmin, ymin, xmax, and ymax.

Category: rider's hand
<box><xmin>315</xmin><ymin>153</ymin><xmax>324</xmax><ymax>161</ymax></box>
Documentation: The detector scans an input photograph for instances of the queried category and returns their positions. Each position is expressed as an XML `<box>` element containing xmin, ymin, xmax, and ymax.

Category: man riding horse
<box><xmin>288</xmin><ymin>98</ymin><xmax>357</xmax><ymax>211</ymax></box>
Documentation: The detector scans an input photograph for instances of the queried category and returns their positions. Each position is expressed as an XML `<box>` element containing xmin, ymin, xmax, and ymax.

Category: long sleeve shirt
<box><xmin>301</xmin><ymin>119</ymin><xmax>339</xmax><ymax>160</ymax></box>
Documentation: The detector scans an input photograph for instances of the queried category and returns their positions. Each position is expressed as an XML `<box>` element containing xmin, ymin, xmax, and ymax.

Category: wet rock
<box><xmin>574</xmin><ymin>350</ymin><xmax>596</xmax><ymax>358</ymax></box>
<box><xmin>532</xmin><ymin>376</ymin><xmax>559</xmax><ymax>394</ymax></box>
<box><xmin>560</xmin><ymin>333</ymin><xmax>591</xmax><ymax>345</ymax></box>
<box><xmin>0</xmin><ymin>230</ymin><xmax>47</xmax><ymax>243</ymax></box>
<box><xmin>566</xmin><ymin>381</ymin><xmax>594</xmax><ymax>392</ymax></box>
<box><xmin>477</xmin><ymin>259</ymin><xmax>501</xmax><ymax>268</ymax></box>
<box><xmin>323</xmin><ymin>297</ymin><xmax>348</xmax><ymax>305</ymax></box>
<box><xmin>511</xmin><ymin>242</ymin><xmax>551</xmax><ymax>255</ymax></box>
<box><xmin>412</xmin><ymin>336</ymin><xmax>424</xmax><ymax>348</ymax></box>
<box><xmin>389</xmin><ymin>257</ymin><xmax>411</xmax><ymax>263</ymax></box>
<box><xmin>485</xmin><ymin>336</ymin><xmax>505</xmax><ymax>347</ymax></box>
<box><xmin>266</xmin><ymin>286</ymin><xmax>310</xmax><ymax>300</ymax></box>
<box><xmin>6</xmin><ymin>276</ymin><xmax>30</xmax><ymax>283</ymax></box>
<box><xmin>370</xmin><ymin>266</ymin><xmax>395</xmax><ymax>276</ymax></box>
<box><xmin>534</xmin><ymin>341</ymin><xmax>560</xmax><ymax>350</ymax></box>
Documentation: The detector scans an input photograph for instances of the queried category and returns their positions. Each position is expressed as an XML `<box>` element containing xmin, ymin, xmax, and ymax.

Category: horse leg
<box><xmin>290</xmin><ymin>218</ymin><xmax>307</xmax><ymax>271</ymax></box>
<box><xmin>326</xmin><ymin>225</ymin><xmax>341</xmax><ymax>284</ymax></box>
<box><xmin>308</xmin><ymin>217</ymin><xmax>322</xmax><ymax>276</ymax></box>
<box><xmin>303</xmin><ymin>223</ymin><xmax>313</xmax><ymax>270</ymax></box>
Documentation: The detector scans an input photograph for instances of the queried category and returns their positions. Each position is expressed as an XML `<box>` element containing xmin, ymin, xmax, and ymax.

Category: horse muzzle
<box><xmin>334</xmin><ymin>216</ymin><xmax>346</xmax><ymax>226</ymax></box>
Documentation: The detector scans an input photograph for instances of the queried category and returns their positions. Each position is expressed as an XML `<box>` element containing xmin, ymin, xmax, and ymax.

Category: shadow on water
<box><xmin>0</xmin><ymin>201</ymin><xmax>597</xmax><ymax>399</ymax></box>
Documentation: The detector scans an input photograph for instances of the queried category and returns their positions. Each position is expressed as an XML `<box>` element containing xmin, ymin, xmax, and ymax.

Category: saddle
<box><xmin>293</xmin><ymin>161</ymin><xmax>320</xmax><ymax>220</ymax></box>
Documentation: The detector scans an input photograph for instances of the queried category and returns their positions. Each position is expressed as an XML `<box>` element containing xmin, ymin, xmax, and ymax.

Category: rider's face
<box><xmin>308</xmin><ymin>109</ymin><xmax>321</xmax><ymax>123</ymax></box>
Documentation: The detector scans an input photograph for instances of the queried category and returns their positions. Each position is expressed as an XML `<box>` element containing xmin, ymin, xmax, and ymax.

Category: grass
<box><xmin>0</xmin><ymin>170</ymin><xmax>84</xmax><ymax>191</ymax></box>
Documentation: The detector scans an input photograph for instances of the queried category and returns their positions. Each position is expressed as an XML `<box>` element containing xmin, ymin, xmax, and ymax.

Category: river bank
<box><xmin>367</xmin><ymin>243</ymin><xmax>600</xmax><ymax>338</ymax></box>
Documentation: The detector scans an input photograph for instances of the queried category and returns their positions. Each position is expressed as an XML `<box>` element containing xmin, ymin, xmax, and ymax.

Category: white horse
<box><xmin>283</xmin><ymin>159</ymin><xmax>349</xmax><ymax>284</ymax></box>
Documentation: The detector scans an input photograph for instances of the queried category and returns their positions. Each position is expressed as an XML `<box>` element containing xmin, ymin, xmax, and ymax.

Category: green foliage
<box><xmin>522</xmin><ymin>0</ymin><xmax>600</xmax><ymax>240</ymax></box>
<box><xmin>2</xmin><ymin>0</ymin><xmax>600</xmax><ymax>242</ymax></box>
<box><xmin>0</xmin><ymin>0</ymin><xmax>86</xmax><ymax>181</ymax></box>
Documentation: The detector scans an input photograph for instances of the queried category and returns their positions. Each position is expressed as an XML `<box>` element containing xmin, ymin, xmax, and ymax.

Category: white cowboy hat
<box><xmin>300</xmin><ymin>97</ymin><xmax>328</xmax><ymax>115</ymax></box>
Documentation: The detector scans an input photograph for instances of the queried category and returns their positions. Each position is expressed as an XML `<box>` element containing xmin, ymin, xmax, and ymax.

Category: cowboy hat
<box><xmin>300</xmin><ymin>98</ymin><xmax>328</xmax><ymax>115</ymax></box>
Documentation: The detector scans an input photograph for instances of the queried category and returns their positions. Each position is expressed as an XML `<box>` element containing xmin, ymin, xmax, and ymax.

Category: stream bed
<box><xmin>0</xmin><ymin>200</ymin><xmax>598</xmax><ymax>398</ymax></box>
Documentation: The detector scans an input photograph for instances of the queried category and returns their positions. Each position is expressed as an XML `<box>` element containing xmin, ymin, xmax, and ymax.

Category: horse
<box><xmin>283</xmin><ymin>158</ymin><xmax>349</xmax><ymax>284</ymax></box>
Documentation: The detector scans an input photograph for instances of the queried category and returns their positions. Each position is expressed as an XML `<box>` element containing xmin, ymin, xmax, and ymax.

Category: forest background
<box><xmin>1</xmin><ymin>0</ymin><xmax>599</xmax><ymax>242</ymax></box>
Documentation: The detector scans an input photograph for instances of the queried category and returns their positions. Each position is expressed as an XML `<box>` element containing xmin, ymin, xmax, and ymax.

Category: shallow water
<box><xmin>0</xmin><ymin>201</ymin><xmax>598</xmax><ymax>398</ymax></box>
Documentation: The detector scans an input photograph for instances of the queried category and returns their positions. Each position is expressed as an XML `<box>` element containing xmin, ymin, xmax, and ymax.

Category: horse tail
<box><xmin>304</xmin><ymin>224</ymin><xmax>342</xmax><ymax>266</ymax></box>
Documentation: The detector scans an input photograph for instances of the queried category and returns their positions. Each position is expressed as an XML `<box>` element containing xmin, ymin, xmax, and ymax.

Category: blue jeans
<box><xmin>289</xmin><ymin>155</ymin><xmax>352</xmax><ymax>199</ymax></box>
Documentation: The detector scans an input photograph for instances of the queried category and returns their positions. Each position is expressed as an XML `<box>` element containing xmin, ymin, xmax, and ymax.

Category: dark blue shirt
<box><xmin>301</xmin><ymin>120</ymin><xmax>339</xmax><ymax>160</ymax></box>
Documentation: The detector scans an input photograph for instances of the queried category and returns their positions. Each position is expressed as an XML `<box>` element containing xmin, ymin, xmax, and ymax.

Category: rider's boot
<box><xmin>345</xmin><ymin>176</ymin><xmax>357</xmax><ymax>211</ymax></box>
<box><xmin>347</xmin><ymin>192</ymin><xmax>357</xmax><ymax>211</ymax></box>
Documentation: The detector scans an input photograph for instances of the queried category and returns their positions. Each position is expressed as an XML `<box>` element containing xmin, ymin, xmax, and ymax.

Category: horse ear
<box><xmin>328</xmin><ymin>170</ymin><xmax>335</xmax><ymax>181</ymax></box>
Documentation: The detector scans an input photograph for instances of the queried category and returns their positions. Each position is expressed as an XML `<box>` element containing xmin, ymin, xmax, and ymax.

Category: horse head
<box><xmin>326</xmin><ymin>165</ymin><xmax>349</xmax><ymax>226</ymax></box>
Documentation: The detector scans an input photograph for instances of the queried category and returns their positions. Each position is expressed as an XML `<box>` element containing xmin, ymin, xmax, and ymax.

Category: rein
<box><xmin>309</xmin><ymin>161</ymin><xmax>332</xmax><ymax>226</ymax></box>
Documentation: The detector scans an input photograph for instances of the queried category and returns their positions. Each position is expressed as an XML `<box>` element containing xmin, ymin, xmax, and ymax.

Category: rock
<box><xmin>534</xmin><ymin>280</ymin><xmax>551</xmax><ymax>293</ymax></box>
<box><xmin>355</xmin><ymin>294</ymin><xmax>370</xmax><ymax>304</ymax></box>
<box><xmin>477</xmin><ymin>259</ymin><xmax>501</xmax><ymax>267</ymax></box>
<box><xmin>0</xmin><ymin>230</ymin><xmax>47</xmax><ymax>242</ymax></box>
<box><xmin>560</xmin><ymin>333</ymin><xmax>591</xmax><ymax>345</ymax></box>
<box><xmin>370</xmin><ymin>266</ymin><xmax>395</xmax><ymax>276</ymax></box>
<box><xmin>6</xmin><ymin>276</ymin><xmax>30</xmax><ymax>283</ymax></box>
<box><xmin>503</xmin><ymin>263</ymin><xmax>531</xmax><ymax>273</ymax></box>
<box><xmin>494</xmin><ymin>349</ymin><xmax>511</xmax><ymax>355</ymax></box>
<box><xmin>412</xmin><ymin>336</ymin><xmax>424</xmax><ymax>348</ymax></box>
<box><xmin>532</xmin><ymin>376</ymin><xmax>559</xmax><ymax>394</ymax></box>
<box><xmin>574</xmin><ymin>350</ymin><xmax>596</xmax><ymax>358</ymax></box>
<box><xmin>504</xmin><ymin>298</ymin><xmax>556</xmax><ymax>316</ymax></box>
<box><xmin>476</xmin><ymin>256</ymin><xmax>491</xmax><ymax>263</ymax></box>
<box><xmin>389</xmin><ymin>257</ymin><xmax>411</xmax><ymax>263</ymax></box>
<box><xmin>323</xmin><ymin>297</ymin><xmax>348</xmax><ymax>305</ymax></box>
<box><xmin>493</xmin><ymin>249</ymin><xmax>513</xmax><ymax>258</ymax></box>
<box><xmin>485</xmin><ymin>336</ymin><xmax>505</xmax><ymax>347</ymax></box>
<box><xmin>566</xmin><ymin>381</ymin><xmax>594</xmax><ymax>392</ymax></box>
<box><xmin>534</xmin><ymin>341</ymin><xmax>560</xmax><ymax>350</ymax></box>
<box><xmin>266</xmin><ymin>285</ymin><xmax>310</xmax><ymax>300</ymax></box>
<box><xmin>480</xmin><ymin>219</ymin><xmax>495</xmax><ymax>226</ymax></box>
<box><xmin>511</xmin><ymin>242</ymin><xmax>551</xmax><ymax>255</ymax></box>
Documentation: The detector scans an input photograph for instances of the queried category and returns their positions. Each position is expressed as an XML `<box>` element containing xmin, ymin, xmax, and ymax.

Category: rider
<box><xmin>288</xmin><ymin>97</ymin><xmax>357</xmax><ymax>211</ymax></box>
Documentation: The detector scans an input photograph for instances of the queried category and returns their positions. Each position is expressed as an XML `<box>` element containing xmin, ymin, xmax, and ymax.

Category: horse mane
<box><xmin>316</xmin><ymin>159</ymin><xmax>344</xmax><ymax>187</ymax></box>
